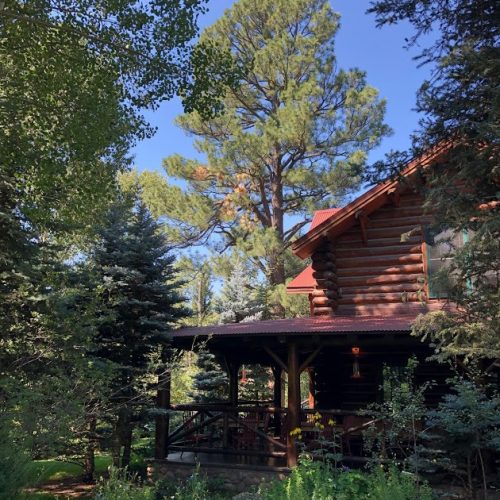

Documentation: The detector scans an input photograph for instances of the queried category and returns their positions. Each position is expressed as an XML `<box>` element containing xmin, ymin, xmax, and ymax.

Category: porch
<box><xmin>154</xmin><ymin>316</ymin><xmax>449</xmax><ymax>470</ymax></box>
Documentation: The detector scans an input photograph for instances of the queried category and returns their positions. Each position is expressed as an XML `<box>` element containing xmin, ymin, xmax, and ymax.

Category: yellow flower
<box><xmin>328</xmin><ymin>419</ymin><xmax>336</xmax><ymax>426</ymax></box>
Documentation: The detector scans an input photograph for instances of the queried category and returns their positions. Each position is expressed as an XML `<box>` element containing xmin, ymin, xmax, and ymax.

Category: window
<box><xmin>425</xmin><ymin>228</ymin><xmax>467</xmax><ymax>298</ymax></box>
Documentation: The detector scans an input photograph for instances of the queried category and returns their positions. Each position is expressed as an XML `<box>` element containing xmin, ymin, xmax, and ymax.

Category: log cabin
<box><xmin>151</xmin><ymin>144</ymin><xmax>460</xmax><ymax>488</ymax></box>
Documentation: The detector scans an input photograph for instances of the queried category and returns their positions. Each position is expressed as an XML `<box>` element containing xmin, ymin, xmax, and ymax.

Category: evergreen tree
<box><xmin>218</xmin><ymin>260</ymin><xmax>271</xmax><ymax>402</ymax></box>
<box><xmin>132</xmin><ymin>0</ymin><xmax>390</xmax><ymax>315</ymax></box>
<box><xmin>367</xmin><ymin>0</ymin><xmax>499</xmax><ymax>365</ymax></box>
<box><xmin>190</xmin><ymin>349</ymin><xmax>228</xmax><ymax>403</ymax></box>
<box><xmin>218</xmin><ymin>260</ymin><xmax>264</xmax><ymax>324</ymax></box>
<box><xmin>91</xmin><ymin>194</ymin><xmax>186</xmax><ymax>467</ymax></box>
<box><xmin>176</xmin><ymin>255</ymin><xmax>216</xmax><ymax>326</ymax></box>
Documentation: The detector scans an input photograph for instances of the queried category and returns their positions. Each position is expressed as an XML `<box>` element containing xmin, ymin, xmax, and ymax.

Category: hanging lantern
<box><xmin>351</xmin><ymin>346</ymin><xmax>361</xmax><ymax>379</ymax></box>
<box><xmin>240</xmin><ymin>366</ymin><xmax>248</xmax><ymax>385</ymax></box>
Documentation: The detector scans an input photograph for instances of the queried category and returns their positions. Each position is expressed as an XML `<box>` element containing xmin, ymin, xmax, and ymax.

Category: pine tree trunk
<box><xmin>83</xmin><ymin>416</ymin><xmax>96</xmax><ymax>483</ymax></box>
<box><xmin>121</xmin><ymin>423</ymin><xmax>133</xmax><ymax>468</ymax></box>
<box><xmin>270</xmin><ymin>165</ymin><xmax>286</xmax><ymax>317</ymax></box>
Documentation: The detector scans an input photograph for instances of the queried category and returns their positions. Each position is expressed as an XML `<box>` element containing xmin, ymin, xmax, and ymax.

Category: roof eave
<box><xmin>292</xmin><ymin>143</ymin><xmax>452</xmax><ymax>259</ymax></box>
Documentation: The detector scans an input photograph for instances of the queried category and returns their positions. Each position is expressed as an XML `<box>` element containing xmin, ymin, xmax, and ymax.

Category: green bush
<box><xmin>94</xmin><ymin>467</ymin><xmax>154</xmax><ymax>500</ymax></box>
<box><xmin>153</xmin><ymin>465</ymin><xmax>225</xmax><ymax>500</ymax></box>
<box><xmin>0</xmin><ymin>428</ymin><xmax>34</xmax><ymax>499</ymax></box>
<box><xmin>259</xmin><ymin>458</ymin><xmax>433</xmax><ymax>500</ymax></box>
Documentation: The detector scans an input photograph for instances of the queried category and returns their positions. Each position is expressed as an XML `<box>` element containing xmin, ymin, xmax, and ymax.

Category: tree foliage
<box><xmin>367</xmin><ymin>0</ymin><xmax>500</xmax><ymax>364</ymax></box>
<box><xmin>134</xmin><ymin>0</ymin><xmax>390</xmax><ymax>295</ymax></box>
<box><xmin>90</xmin><ymin>194</ymin><xmax>187</xmax><ymax>468</ymax></box>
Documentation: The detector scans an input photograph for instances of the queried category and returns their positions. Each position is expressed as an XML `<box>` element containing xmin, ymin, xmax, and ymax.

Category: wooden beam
<box><xmin>355</xmin><ymin>210</ymin><xmax>369</xmax><ymax>246</ymax></box>
<box><xmin>387</xmin><ymin>187</ymin><xmax>401</xmax><ymax>207</ymax></box>
<box><xmin>299</xmin><ymin>346</ymin><xmax>322</xmax><ymax>373</ymax></box>
<box><xmin>154</xmin><ymin>367</ymin><xmax>171</xmax><ymax>459</ymax></box>
<box><xmin>228</xmin><ymin>414</ymin><xmax>287</xmax><ymax>450</ymax></box>
<box><xmin>264</xmin><ymin>345</ymin><xmax>287</xmax><ymax>373</ymax></box>
<box><xmin>168</xmin><ymin>445</ymin><xmax>286</xmax><ymax>458</ymax></box>
<box><xmin>272</xmin><ymin>366</ymin><xmax>283</xmax><ymax>436</ymax></box>
<box><xmin>228</xmin><ymin>363</ymin><xmax>239</xmax><ymax>406</ymax></box>
<box><xmin>287</xmin><ymin>341</ymin><xmax>300</xmax><ymax>467</ymax></box>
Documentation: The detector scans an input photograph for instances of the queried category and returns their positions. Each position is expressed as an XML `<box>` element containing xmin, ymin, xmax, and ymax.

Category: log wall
<box><xmin>331</xmin><ymin>191</ymin><xmax>432</xmax><ymax>316</ymax></box>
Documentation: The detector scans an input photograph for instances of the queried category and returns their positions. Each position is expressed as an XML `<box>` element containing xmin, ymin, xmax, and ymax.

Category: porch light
<box><xmin>351</xmin><ymin>346</ymin><xmax>361</xmax><ymax>379</ymax></box>
<box><xmin>240</xmin><ymin>366</ymin><xmax>248</xmax><ymax>385</ymax></box>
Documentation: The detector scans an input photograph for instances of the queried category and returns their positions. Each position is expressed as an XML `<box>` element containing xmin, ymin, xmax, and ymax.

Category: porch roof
<box><xmin>169</xmin><ymin>315</ymin><xmax>415</xmax><ymax>339</ymax></box>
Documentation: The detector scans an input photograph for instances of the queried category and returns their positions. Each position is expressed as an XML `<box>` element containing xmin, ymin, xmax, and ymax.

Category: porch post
<box><xmin>307</xmin><ymin>368</ymin><xmax>315</xmax><ymax>409</ymax></box>
<box><xmin>154</xmin><ymin>361</ymin><xmax>171</xmax><ymax>459</ymax></box>
<box><xmin>272</xmin><ymin>366</ymin><xmax>283</xmax><ymax>436</ymax></box>
<box><xmin>287</xmin><ymin>340</ymin><xmax>300</xmax><ymax>467</ymax></box>
<box><xmin>228</xmin><ymin>362</ymin><xmax>239</xmax><ymax>406</ymax></box>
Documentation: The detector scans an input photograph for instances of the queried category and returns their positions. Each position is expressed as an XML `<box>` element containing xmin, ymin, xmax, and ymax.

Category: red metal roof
<box><xmin>309</xmin><ymin>208</ymin><xmax>341</xmax><ymax>230</ymax></box>
<box><xmin>286</xmin><ymin>265</ymin><xmax>315</xmax><ymax>293</ymax></box>
<box><xmin>170</xmin><ymin>315</ymin><xmax>415</xmax><ymax>338</ymax></box>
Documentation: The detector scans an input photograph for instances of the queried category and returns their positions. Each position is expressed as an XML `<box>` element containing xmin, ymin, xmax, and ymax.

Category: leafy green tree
<box><xmin>367</xmin><ymin>0</ymin><xmax>499</xmax><ymax>365</ymax></box>
<box><xmin>91</xmin><ymin>195</ymin><xmax>187</xmax><ymax>468</ymax></box>
<box><xmin>134</xmin><ymin>0</ymin><xmax>390</xmax><ymax>306</ymax></box>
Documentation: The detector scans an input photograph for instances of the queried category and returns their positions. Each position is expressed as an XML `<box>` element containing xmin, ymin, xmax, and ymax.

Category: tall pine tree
<box><xmin>131</xmin><ymin>0</ymin><xmax>390</xmax><ymax>315</ymax></box>
<box><xmin>91</xmin><ymin>194</ymin><xmax>186</xmax><ymax>467</ymax></box>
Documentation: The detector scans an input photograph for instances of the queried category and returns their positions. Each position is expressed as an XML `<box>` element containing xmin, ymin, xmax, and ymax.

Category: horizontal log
<box><xmin>170</xmin><ymin>404</ymin><xmax>287</xmax><ymax>413</ymax></box>
<box><xmin>168</xmin><ymin>446</ymin><xmax>286</xmax><ymax>458</ymax></box>
<box><xmin>335</xmin><ymin>302</ymin><xmax>435</xmax><ymax>316</ymax></box>
<box><xmin>340</xmin><ymin>283</ymin><xmax>423</xmax><ymax>295</ymax></box>
<box><xmin>311</xmin><ymin>296</ymin><xmax>336</xmax><ymax>307</ymax></box>
<box><xmin>337</xmin><ymin>253</ymin><xmax>422</xmax><ymax>268</ymax></box>
<box><xmin>375</xmin><ymin>206</ymin><xmax>425</xmax><ymax>219</ymax></box>
<box><xmin>313</xmin><ymin>306</ymin><xmax>334</xmax><ymax>316</ymax></box>
<box><xmin>335</xmin><ymin>244</ymin><xmax>421</xmax><ymax>259</ymax></box>
<box><xmin>367</xmin><ymin>215</ymin><xmax>432</xmax><ymax>229</ymax></box>
<box><xmin>311</xmin><ymin>251</ymin><xmax>335</xmax><ymax>262</ymax></box>
<box><xmin>338</xmin><ymin>292</ymin><xmax>421</xmax><ymax>304</ymax></box>
<box><xmin>336</xmin><ymin>235</ymin><xmax>422</xmax><ymax>249</ymax></box>
<box><xmin>311</xmin><ymin>261</ymin><xmax>336</xmax><ymax>272</ymax></box>
<box><xmin>314</xmin><ymin>279</ymin><xmax>336</xmax><ymax>289</ymax></box>
<box><xmin>337</xmin><ymin>273</ymin><xmax>422</xmax><ymax>287</ymax></box>
<box><xmin>336</xmin><ymin>264</ymin><xmax>424</xmax><ymax>277</ymax></box>
<box><xmin>341</xmin><ymin>224</ymin><xmax>423</xmax><ymax>241</ymax></box>
<box><xmin>312</xmin><ymin>270</ymin><xmax>336</xmax><ymax>280</ymax></box>
<box><xmin>323</xmin><ymin>290</ymin><xmax>338</xmax><ymax>299</ymax></box>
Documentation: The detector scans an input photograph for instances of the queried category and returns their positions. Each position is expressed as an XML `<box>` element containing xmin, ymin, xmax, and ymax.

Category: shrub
<box><xmin>153</xmin><ymin>465</ymin><xmax>226</xmax><ymax>500</ymax></box>
<box><xmin>94</xmin><ymin>467</ymin><xmax>154</xmax><ymax>500</ymax></box>
<box><xmin>0</xmin><ymin>426</ymin><xmax>34</xmax><ymax>499</ymax></box>
<box><xmin>259</xmin><ymin>458</ymin><xmax>432</xmax><ymax>500</ymax></box>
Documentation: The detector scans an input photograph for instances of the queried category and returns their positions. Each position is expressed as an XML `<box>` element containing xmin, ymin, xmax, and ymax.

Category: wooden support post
<box><xmin>154</xmin><ymin>366</ymin><xmax>171</xmax><ymax>459</ymax></box>
<box><xmin>228</xmin><ymin>363</ymin><xmax>239</xmax><ymax>406</ymax></box>
<box><xmin>307</xmin><ymin>368</ymin><xmax>315</xmax><ymax>410</ymax></box>
<box><xmin>272</xmin><ymin>366</ymin><xmax>283</xmax><ymax>436</ymax></box>
<box><xmin>224</xmin><ymin>363</ymin><xmax>239</xmax><ymax>448</ymax></box>
<box><xmin>287</xmin><ymin>341</ymin><xmax>300</xmax><ymax>467</ymax></box>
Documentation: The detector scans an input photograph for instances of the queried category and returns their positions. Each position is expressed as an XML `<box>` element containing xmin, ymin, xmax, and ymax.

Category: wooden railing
<box><xmin>165</xmin><ymin>403</ymin><xmax>383</xmax><ymax>462</ymax></box>
<box><xmin>167</xmin><ymin>404</ymin><xmax>288</xmax><ymax>459</ymax></box>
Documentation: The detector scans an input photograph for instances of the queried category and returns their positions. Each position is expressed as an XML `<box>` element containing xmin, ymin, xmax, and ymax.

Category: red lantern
<box><xmin>351</xmin><ymin>346</ymin><xmax>361</xmax><ymax>379</ymax></box>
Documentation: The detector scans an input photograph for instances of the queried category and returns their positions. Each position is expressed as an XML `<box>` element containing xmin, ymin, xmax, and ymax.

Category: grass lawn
<box><xmin>28</xmin><ymin>454</ymin><xmax>112</xmax><ymax>483</ymax></box>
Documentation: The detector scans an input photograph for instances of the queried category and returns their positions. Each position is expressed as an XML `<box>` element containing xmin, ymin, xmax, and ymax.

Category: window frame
<box><xmin>424</xmin><ymin>226</ymin><xmax>469</xmax><ymax>299</ymax></box>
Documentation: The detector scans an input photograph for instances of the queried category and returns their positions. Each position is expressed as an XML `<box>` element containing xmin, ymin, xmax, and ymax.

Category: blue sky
<box><xmin>131</xmin><ymin>0</ymin><xmax>430</xmax><ymax>174</ymax></box>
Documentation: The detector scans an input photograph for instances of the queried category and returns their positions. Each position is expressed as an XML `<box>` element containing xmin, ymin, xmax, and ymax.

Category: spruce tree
<box><xmin>219</xmin><ymin>261</ymin><xmax>271</xmax><ymax>402</ymax></box>
<box><xmin>190</xmin><ymin>349</ymin><xmax>228</xmax><ymax>403</ymax></box>
<box><xmin>218</xmin><ymin>260</ymin><xmax>263</xmax><ymax>324</ymax></box>
<box><xmin>91</xmin><ymin>194</ymin><xmax>186</xmax><ymax>467</ymax></box>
